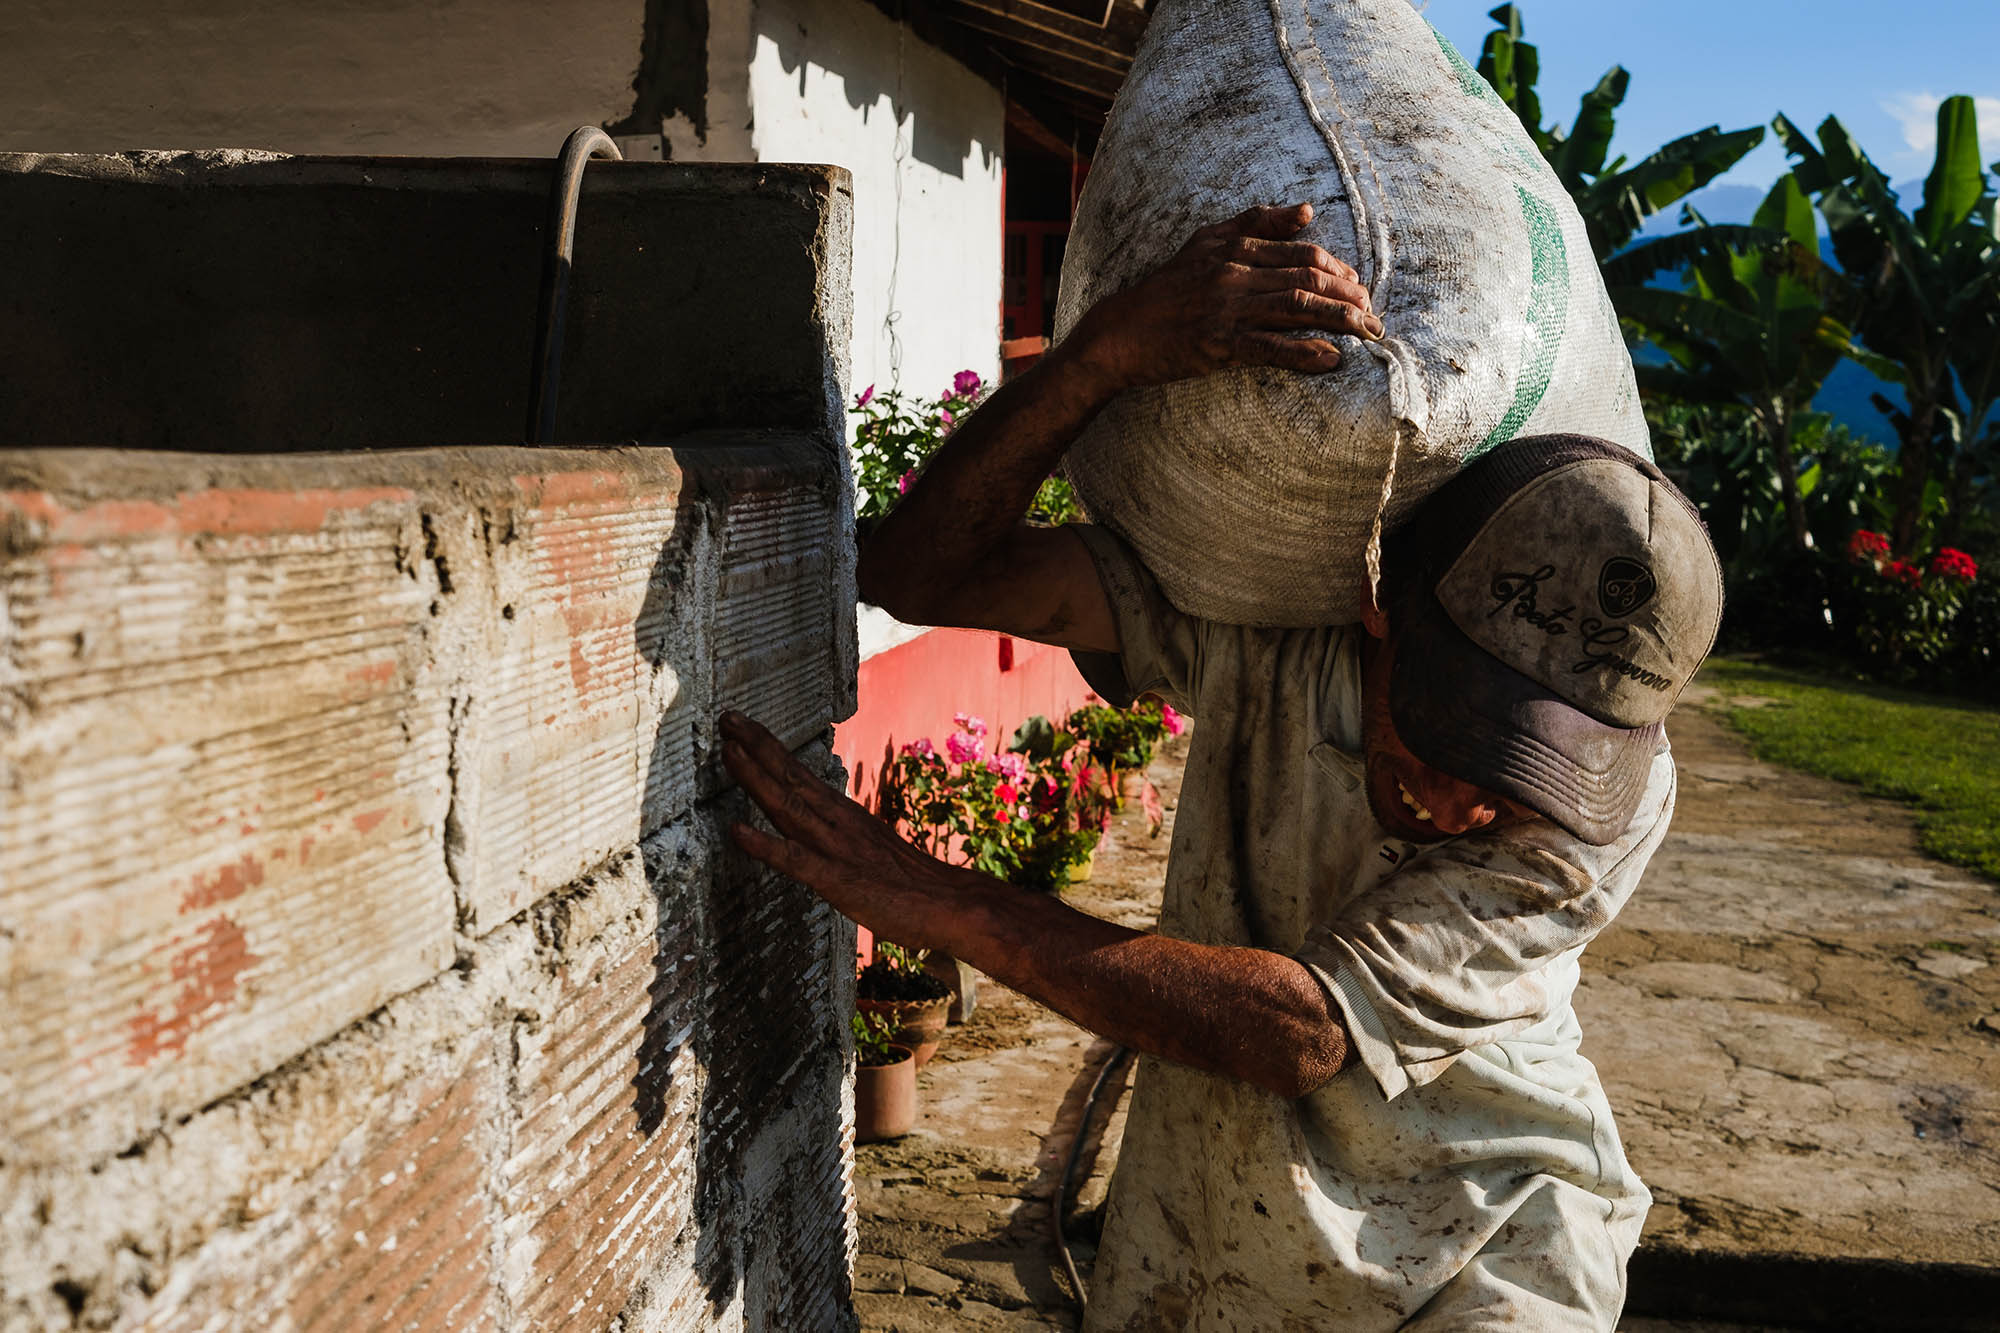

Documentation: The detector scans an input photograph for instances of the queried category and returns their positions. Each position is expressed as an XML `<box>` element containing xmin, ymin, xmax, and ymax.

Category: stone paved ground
<box><xmin>853</xmin><ymin>683</ymin><xmax>2000</xmax><ymax>1330</ymax></box>
<box><xmin>1582</xmin><ymin>686</ymin><xmax>2000</xmax><ymax>1269</ymax></box>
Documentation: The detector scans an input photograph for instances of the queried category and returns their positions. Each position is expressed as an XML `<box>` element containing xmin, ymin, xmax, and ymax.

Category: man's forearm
<box><xmin>716</xmin><ymin>711</ymin><xmax>1356</xmax><ymax>1098</ymax></box>
<box><xmin>857</xmin><ymin>344</ymin><xmax>1118</xmax><ymax>620</ymax></box>
<box><xmin>926</xmin><ymin>868</ymin><xmax>1355</xmax><ymax>1099</ymax></box>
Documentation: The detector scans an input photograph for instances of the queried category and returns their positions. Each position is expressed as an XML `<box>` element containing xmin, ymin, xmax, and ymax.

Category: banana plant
<box><xmin>1477</xmin><ymin>4</ymin><xmax>1765</xmax><ymax>260</ymax></box>
<box><xmin>1775</xmin><ymin>96</ymin><xmax>2000</xmax><ymax>552</ymax></box>
<box><xmin>1611</xmin><ymin>175</ymin><xmax>1866</xmax><ymax>555</ymax></box>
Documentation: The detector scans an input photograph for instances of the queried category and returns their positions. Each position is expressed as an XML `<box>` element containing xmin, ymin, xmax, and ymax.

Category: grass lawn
<box><xmin>1697</xmin><ymin>657</ymin><xmax>2000</xmax><ymax>882</ymax></box>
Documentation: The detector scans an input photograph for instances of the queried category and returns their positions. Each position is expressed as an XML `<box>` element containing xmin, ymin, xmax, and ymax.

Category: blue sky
<box><xmin>1418</xmin><ymin>0</ymin><xmax>2000</xmax><ymax>194</ymax></box>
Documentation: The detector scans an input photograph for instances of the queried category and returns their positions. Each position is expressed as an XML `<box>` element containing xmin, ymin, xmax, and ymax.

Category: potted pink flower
<box><xmin>856</xmin><ymin>942</ymin><xmax>954</xmax><ymax>1067</ymax></box>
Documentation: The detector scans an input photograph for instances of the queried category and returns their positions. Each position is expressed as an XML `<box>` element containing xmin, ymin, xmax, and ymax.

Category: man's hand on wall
<box><xmin>1065</xmin><ymin>201</ymin><xmax>1382</xmax><ymax>391</ymax></box>
<box><xmin>720</xmin><ymin>710</ymin><xmax>970</xmax><ymax>952</ymax></box>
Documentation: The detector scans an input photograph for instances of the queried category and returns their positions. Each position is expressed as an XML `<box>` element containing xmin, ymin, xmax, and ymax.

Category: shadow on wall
<box><xmin>632</xmin><ymin>495</ymin><xmax>705</xmax><ymax>1142</ymax></box>
<box><xmin>629</xmin><ymin>487</ymin><xmax>854</xmax><ymax>1321</ymax></box>
<box><xmin>759</xmin><ymin>1</ymin><xmax>999</xmax><ymax>179</ymax></box>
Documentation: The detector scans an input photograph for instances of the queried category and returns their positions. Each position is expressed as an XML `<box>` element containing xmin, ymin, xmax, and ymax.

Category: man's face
<box><xmin>1357</xmin><ymin>614</ymin><xmax>1540</xmax><ymax>843</ymax></box>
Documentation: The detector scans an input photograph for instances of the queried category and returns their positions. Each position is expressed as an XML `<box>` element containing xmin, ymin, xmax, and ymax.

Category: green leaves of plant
<box><xmin>1755</xmin><ymin>172</ymin><xmax>1818</xmax><ymax>253</ymax></box>
<box><xmin>1776</xmin><ymin>97</ymin><xmax>1999</xmax><ymax>549</ymax></box>
<box><xmin>1580</xmin><ymin>125</ymin><xmax>1768</xmax><ymax>258</ymax></box>
<box><xmin>1919</xmin><ymin>95</ymin><xmax>1988</xmax><ymax>249</ymax></box>
<box><xmin>1477</xmin><ymin>5</ymin><xmax>1543</xmax><ymax>141</ymax></box>
<box><xmin>1475</xmin><ymin>5</ymin><xmax>1760</xmax><ymax>259</ymax></box>
<box><xmin>1007</xmin><ymin>714</ymin><xmax>1073</xmax><ymax>764</ymax></box>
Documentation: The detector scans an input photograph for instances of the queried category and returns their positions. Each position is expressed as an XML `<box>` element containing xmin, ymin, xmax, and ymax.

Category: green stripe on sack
<box><xmin>1474</xmin><ymin>185</ymin><xmax>1570</xmax><ymax>456</ymax></box>
<box><xmin>1434</xmin><ymin>28</ymin><xmax>1501</xmax><ymax>105</ymax></box>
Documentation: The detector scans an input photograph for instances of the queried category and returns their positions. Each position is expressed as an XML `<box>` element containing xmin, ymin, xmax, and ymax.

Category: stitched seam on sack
<box><xmin>1282</xmin><ymin>0</ymin><xmax>1427</xmax><ymax>598</ymax></box>
<box><xmin>1297</xmin><ymin>6</ymin><xmax>1430</xmax><ymax>438</ymax></box>
<box><xmin>1299</xmin><ymin>3</ymin><xmax>1396</xmax><ymax>314</ymax></box>
<box><xmin>1265</xmin><ymin>0</ymin><xmax>1375</xmax><ymax>290</ymax></box>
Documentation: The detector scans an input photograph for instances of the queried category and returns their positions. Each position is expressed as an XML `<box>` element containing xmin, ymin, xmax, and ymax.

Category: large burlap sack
<box><xmin>1054</xmin><ymin>0</ymin><xmax>1650</xmax><ymax>626</ymax></box>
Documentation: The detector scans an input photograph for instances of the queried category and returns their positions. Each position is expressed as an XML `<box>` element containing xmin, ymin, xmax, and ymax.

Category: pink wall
<box><xmin>834</xmin><ymin>627</ymin><xmax>1098</xmax><ymax>962</ymax></box>
<box><xmin>835</xmin><ymin>629</ymin><xmax>1097</xmax><ymax>811</ymax></box>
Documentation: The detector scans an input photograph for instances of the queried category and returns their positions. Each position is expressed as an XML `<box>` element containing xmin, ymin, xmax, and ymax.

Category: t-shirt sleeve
<box><xmin>1296</xmin><ymin>746</ymin><xmax>1677</xmax><ymax>1100</ymax></box>
<box><xmin>1065</xmin><ymin>524</ymin><xmax>1206</xmax><ymax>714</ymax></box>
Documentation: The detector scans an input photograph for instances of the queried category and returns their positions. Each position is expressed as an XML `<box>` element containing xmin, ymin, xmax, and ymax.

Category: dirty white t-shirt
<box><xmin>1069</xmin><ymin>527</ymin><xmax>1669</xmax><ymax>1332</ymax></box>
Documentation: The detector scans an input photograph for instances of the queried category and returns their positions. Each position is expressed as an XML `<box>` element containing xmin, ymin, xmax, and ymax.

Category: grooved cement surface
<box><xmin>0</xmin><ymin>441</ymin><xmax>856</xmax><ymax>1165</ymax></box>
<box><xmin>1</xmin><ymin>442</ymin><xmax>861</xmax><ymax>1331</ymax></box>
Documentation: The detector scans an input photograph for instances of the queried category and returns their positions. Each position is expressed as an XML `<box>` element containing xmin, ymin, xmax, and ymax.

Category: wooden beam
<box><xmin>1023</xmin><ymin>0</ymin><xmax>1116</xmax><ymax>25</ymax></box>
<box><xmin>943</xmin><ymin>13</ymin><xmax>1129</xmax><ymax>91</ymax></box>
<box><xmin>1005</xmin><ymin>99</ymin><xmax>1077</xmax><ymax>159</ymax></box>
<box><xmin>858</xmin><ymin>0</ymin><xmax>1141</xmax><ymax>150</ymax></box>
<box><xmin>944</xmin><ymin>0</ymin><xmax>1133</xmax><ymax>61</ymax></box>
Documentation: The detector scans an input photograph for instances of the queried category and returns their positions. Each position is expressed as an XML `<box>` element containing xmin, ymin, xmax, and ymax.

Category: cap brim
<box><xmin>1389</xmin><ymin>596</ymin><xmax>1660</xmax><ymax>846</ymax></box>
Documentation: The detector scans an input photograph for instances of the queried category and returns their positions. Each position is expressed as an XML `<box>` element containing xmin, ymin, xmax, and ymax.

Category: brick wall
<box><xmin>1</xmin><ymin>158</ymin><xmax>860</xmax><ymax>1332</ymax></box>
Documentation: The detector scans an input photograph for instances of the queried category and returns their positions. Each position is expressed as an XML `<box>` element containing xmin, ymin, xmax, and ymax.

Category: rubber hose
<box><xmin>527</xmin><ymin>126</ymin><xmax>623</xmax><ymax>444</ymax></box>
<box><xmin>1052</xmin><ymin>1044</ymin><xmax>1132</xmax><ymax>1320</ymax></box>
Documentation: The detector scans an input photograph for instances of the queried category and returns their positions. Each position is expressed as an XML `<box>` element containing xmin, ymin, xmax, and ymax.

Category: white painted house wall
<box><xmin>747</xmin><ymin>0</ymin><xmax>1005</xmax><ymax>411</ymax></box>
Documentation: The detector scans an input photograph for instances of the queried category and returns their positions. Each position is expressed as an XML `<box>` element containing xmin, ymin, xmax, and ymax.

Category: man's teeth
<box><xmin>1397</xmin><ymin>780</ymin><xmax>1434</xmax><ymax>823</ymax></box>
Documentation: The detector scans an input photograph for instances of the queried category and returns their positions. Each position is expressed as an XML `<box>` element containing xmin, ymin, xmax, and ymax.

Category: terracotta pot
<box><xmin>858</xmin><ymin>995</ymin><xmax>951</xmax><ymax>1067</ymax></box>
<box><xmin>855</xmin><ymin>1045</ymin><xmax>917</xmax><ymax>1142</ymax></box>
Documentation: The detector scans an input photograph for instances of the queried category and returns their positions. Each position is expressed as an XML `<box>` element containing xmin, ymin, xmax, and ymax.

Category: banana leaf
<box><xmin>1917</xmin><ymin>95</ymin><xmax>1989</xmax><ymax>247</ymax></box>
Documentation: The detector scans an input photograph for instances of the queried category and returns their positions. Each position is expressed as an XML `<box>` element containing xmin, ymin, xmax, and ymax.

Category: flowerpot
<box><xmin>1117</xmin><ymin>769</ymin><xmax>1147</xmax><ymax>806</ymax></box>
<box><xmin>855</xmin><ymin>1044</ymin><xmax>917</xmax><ymax>1142</ymax></box>
<box><xmin>858</xmin><ymin>995</ymin><xmax>951</xmax><ymax>1067</ymax></box>
<box><xmin>1070</xmin><ymin>844</ymin><xmax>1097</xmax><ymax>883</ymax></box>
<box><xmin>923</xmin><ymin>952</ymin><xmax>979</xmax><ymax>1024</ymax></box>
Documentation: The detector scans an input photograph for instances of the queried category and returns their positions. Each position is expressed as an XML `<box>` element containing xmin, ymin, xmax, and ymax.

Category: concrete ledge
<box><xmin>1628</xmin><ymin>1245</ymin><xmax>2000</xmax><ymax>1331</ymax></box>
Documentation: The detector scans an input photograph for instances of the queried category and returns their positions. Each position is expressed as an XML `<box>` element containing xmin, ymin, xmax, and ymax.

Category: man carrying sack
<box><xmin>720</xmin><ymin>204</ymin><xmax>1722</xmax><ymax>1330</ymax></box>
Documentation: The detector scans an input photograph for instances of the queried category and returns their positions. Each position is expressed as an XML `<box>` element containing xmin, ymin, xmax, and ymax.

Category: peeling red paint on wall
<box><xmin>125</xmin><ymin>917</ymin><xmax>262</xmax><ymax>1066</ymax></box>
<box><xmin>351</xmin><ymin>809</ymin><xmax>391</xmax><ymax>836</ymax></box>
<box><xmin>562</xmin><ymin>606</ymin><xmax>640</xmax><ymax>698</ymax></box>
<box><xmin>180</xmin><ymin>854</ymin><xmax>266</xmax><ymax>912</ymax></box>
<box><xmin>514</xmin><ymin>470</ymin><xmax>677</xmax><ymax>513</ymax></box>
<box><xmin>568</xmin><ymin>638</ymin><xmax>598</xmax><ymax>694</ymax></box>
<box><xmin>346</xmin><ymin>660</ymin><xmax>397</xmax><ymax>688</ymax></box>
<box><xmin>3</xmin><ymin>486</ymin><xmax>413</xmax><ymax>543</ymax></box>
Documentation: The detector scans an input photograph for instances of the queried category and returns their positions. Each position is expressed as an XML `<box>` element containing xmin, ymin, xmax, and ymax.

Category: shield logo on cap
<box><xmin>1599</xmin><ymin>558</ymin><xmax>1657</xmax><ymax>618</ymax></box>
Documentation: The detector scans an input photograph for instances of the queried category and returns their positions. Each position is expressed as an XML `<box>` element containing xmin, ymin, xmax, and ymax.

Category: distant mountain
<box><xmin>1634</xmin><ymin>179</ymin><xmax>1926</xmax><ymax>236</ymax></box>
<box><xmin>1633</xmin><ymin>183</ymin><xmax>1767</xmax><ymax>236</ymax></box>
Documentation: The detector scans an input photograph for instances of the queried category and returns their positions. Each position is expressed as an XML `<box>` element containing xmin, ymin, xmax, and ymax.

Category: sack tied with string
<box><xmin>1053</xmin><ymin>0</ymin><xmax>1652</xmax><ymax>627</ymax></box>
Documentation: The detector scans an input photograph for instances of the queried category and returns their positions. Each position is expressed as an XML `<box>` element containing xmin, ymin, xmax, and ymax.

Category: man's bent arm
<box><xmin>857</xmin><ymin>348</ymin><xmax>1125</xmax><ymax>649</ymax></box>
<box><xmin>859</xmin><ymin>202</ymin><xmax>1378</xmax><ymax>651</ymax></box>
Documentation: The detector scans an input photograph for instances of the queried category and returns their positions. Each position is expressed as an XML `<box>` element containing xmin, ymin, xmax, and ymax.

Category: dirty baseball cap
<box><xmin>1382</xmin><ymin>435</ymin><xmax>1723</xmax><ymax>845</ymax></box>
